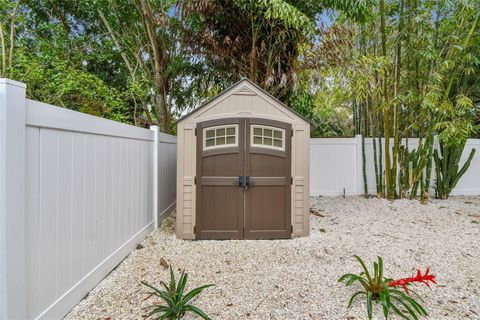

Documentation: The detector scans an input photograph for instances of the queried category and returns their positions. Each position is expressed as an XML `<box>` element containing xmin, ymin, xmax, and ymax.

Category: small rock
<box><xmin>310</xmin><ymin>208</ymin><xmax>325</xmax><ymax>217</ymax></box>
<box><xmin>160</xmin><ymin>257</ymin><xmax>169</xmax><ymax>269</ymax></box>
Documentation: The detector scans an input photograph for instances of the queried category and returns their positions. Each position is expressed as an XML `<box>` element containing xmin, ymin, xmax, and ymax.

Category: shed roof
<box><xmin>176</xmin><ymin>78</ymin><xmax>314</xmax><ymax>125</ymax></box>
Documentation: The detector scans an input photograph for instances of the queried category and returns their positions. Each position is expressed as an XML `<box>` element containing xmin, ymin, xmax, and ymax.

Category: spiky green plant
<box><xmin>142</xmin><ymin>266</ymin><xmax>214</xmax><ymax>320</ymax></box>
<box><xmin>434</xmin><ymin>143</ymin><xmax>476</xmax><ymax>199</ymax></box>
<box><xmin>399</xmin><ymin>145</ymin><xmax>420</xmax><ymax>198</ymax></box>
<box><xmin>339</xmin><ymin>256</ymin><xmax>434</xmax><ymax>320</ymax></box>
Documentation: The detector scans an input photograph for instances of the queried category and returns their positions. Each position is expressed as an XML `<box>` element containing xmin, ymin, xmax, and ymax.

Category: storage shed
<box><xmin>176</xmin><ymin>79</ymin><xmax>310</xmax><ymax>240</ymax></box>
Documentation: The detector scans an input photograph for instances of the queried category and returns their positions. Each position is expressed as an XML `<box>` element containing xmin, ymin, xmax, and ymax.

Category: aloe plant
<box><xmin>142</xmin><ymin>266</ymin><xmax>214</xmax><ymax>320</ymax></box>
<box><xmin>434</xmin><ymin>143</ymin><xmax>476</xmax><ymax>199</ymax></box>
<box><xmin>339</xmin><ymin>256</ymin><xmax>436</xmax><ymax>320</ymax></box>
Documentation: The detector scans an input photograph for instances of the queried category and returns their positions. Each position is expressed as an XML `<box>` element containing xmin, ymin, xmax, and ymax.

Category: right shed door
<box><xmin>244</xmin><ymin>118</ymin><xmax>292</xmax><ymax>239</ymax></box>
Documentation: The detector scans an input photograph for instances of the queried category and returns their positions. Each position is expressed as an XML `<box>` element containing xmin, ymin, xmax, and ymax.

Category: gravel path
<box><xmin>65</xmin><ymin>196</ymin><xmax>480</xmax><ymax>320</ymax></box>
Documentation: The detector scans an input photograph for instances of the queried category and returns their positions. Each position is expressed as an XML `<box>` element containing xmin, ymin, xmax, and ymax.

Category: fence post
<box><xmin>0</xmin><ymin>79</ymin><xmax>27</xmax><ymax>320</ymax></box>
<box><xmin>355</xmin><ymin>134</ymin><xmax>364</xmax><ymax>196</ymax></box>
<box><xmin>150</xmin><ymin>126</ymin><xmax>159</xmax><ymax>228</ymax></box>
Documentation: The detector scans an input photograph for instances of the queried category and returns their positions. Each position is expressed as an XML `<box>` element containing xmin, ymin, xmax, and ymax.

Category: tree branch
<box><xmin>98</xmin><ymin>9</ymin><xmax>135</xmax><ymax>77</ymax></box>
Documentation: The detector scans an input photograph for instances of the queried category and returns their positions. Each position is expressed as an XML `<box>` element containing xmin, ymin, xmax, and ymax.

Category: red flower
<box><xmin>388</xmin><ymin>268</ymin><xmax>437</xmax><ymax>294</ymax></box>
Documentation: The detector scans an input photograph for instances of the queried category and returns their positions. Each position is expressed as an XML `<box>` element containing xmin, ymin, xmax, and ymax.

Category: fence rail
<box><xmin>0</xmin><ymin>79</ymin><xmax>176</xmax><ymax>320</ymax></box>
<box><xmin>310</xmin><ymin>136</ymin><xmax>480</xmax><ymax>196</ymax></box>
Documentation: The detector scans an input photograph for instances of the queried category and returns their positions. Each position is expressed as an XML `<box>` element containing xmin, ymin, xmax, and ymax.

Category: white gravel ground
<box><xmin>65</xmin><ymin>196</ymin><xmax>480</xmax><ymax>320</ymax></box>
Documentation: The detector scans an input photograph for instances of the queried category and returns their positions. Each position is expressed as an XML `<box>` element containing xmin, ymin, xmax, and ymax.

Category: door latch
<box><xmin>238</xmin><ymin>176</ymin><xmax>250</xmax><ymax>190</ymax></box>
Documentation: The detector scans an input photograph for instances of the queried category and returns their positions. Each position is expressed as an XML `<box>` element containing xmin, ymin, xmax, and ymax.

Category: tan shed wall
<box><xmin>176</xmin><ymin>82</ymin><xmax>310</xmax><ymax>239</ymax></box>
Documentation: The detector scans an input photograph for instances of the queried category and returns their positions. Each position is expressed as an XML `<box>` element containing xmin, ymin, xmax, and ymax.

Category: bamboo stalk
<box><xmin>0</xmin><ymin>21</ymin><xmax>6</xmax><ymax>76</ymax></box>
<box><xmin>362</xmin><ymin>134</ymin><xmax>368</xmax><ymax>196</ymax></box>
<box><xmin>390</xmin><ymin>0</ymin><xmax>405</xmax><ymax>200</ymax></box>
<box><xmin>379</xmin><ymin>0</ymin><xmax>394</xmax><ymax>199</ymax></box>
<box><xmin>370</xmin><ymin>101</ymin><xmax>380</xmax><ymax>196</ymax></box>
<box><xmin>7</xmin><ymin>0</ymin><xmax>20</xmax><ymax>77</ymax></box>
<box><xmin>421</xmin><ymin>134</ymin><xmax>434</xmax><ymax>203</ymax></box>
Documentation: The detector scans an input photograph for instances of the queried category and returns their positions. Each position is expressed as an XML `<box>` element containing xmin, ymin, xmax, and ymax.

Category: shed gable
<box><xmin>179</xmin><ymin>79</ymin><xmax>309</xmax><ymax>125</ymax></box>
<box><xmin>193</xmin><ymin>90</ymin><xmax>295</xmax><ymax>122</ymax></box>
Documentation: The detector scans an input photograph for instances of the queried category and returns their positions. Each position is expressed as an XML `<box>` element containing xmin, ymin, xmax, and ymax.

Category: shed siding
<box><xmin>293</xmin><ymin>123</ymin><xmax>310</xmax><ymax>236</ymax></box>
<box><xmin>177</xmin><ymin>81</ymin><xmax>310</xmax><ymax>238</ymax></box>
<box><xmin>176</xmin><ymin>123</ymin><xmax>196</xmax><ymax>239</ymax></box>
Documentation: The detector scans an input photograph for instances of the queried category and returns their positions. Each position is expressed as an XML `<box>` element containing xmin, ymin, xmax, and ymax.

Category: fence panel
<box><xmin>157</xmin><ymin>132</ymin><xmax>177</xmax><ymax>223</ymax></box>
<box><xmin>24</xmin><ymin>100</ymin><xmax>159</xmax><ymax>319</ymax></box>
<box><xmin>310</xmin><ymin>138</ymin><xmax>359</xmax><ymax>196</ymax></box>
<box><xmin>0</xmin><ymin>79</ymin><xmax>177</xmax><ymax>320</ymax></box>
<box><xmin>310</xmin><ymin>136</ymin><xmax>480</xmax><ymax>197</ymax></box>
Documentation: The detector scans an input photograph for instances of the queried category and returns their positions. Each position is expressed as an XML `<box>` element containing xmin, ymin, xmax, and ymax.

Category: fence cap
<box><xmin>0</xmin><ymin>78</ymin><xmax>26</xmax><ymax>89</ymax></box>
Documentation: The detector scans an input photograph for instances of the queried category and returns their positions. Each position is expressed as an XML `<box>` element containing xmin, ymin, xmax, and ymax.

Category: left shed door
<box><xmin>195</xmin><ymin>118</ymin><xmax>245</xmax><ymax>239</ymax></box>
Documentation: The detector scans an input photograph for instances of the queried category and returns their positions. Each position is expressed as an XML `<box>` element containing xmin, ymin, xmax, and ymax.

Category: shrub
<box><xmin>338</xmin><ymin>256</ymin><xmax>437</xmax><ymax>320</ymax></box>
<box><xmin>142</xmin><ymin>266</ymin><xmax>214</xmax><ymax>320</ymax></box>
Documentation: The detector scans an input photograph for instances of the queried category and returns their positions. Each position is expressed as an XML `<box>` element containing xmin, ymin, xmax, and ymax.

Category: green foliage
<box><xmin>184</xmin><ymin>0</ymin><xmax>370</xmax><ymax>101</ymax></box>
<box><xmin>184</xmin><ymin>0</ymin><xmax>315</xmax><ymax>99</ymax></box>
<box><xmin>339</xmin><ymin>256</ymin><xmax>429</xmax><ymax>320</ymax></box>
<box><xmin>0</xmin><ymin>0</ymin><xmax>23</xmax><ymax>77</ymax></box>
<box><xmin>4</xmin><ymin>3</ymin><xmax>133</xmax><ymax>123</ymax></box>
<box><xmin>2</xmin><ymin>0</ymin><xmax>480</xmax><ymax>142</ymax></box>
<box><xmin>326</xmin><ymin>0</ymin><xmax>480</xmax><ymax>199</ymax></box>
<box><xmin>239</xmin><ymin>0</ymin><xmax>315</xmax><ymax>33</ymax></box>
<box><xmin>11</xmin><ymin>27</ymin><xmax>131</xmax><ymax>122</ymax></box>
<box><xmin>434</xmin><ymin>143</ymin><xmax>476</xmax><ymax>199</ymax></box>
<box><xmin>289</xmin><ymin>75</ymin><xmax>353</xmax><ymax>137</ymax></box>
<box><xmin>5</xmin><ymin>0</ymin><xmax>212</xmax><ymax>131</ymax></box>
<box><xmin>142</xmin><ymin>266</ymin><xmax>213</xmax><ymax>320</ymax></box>
<box><xmin>435</xmin><ymin>94</ymin><xmax>478</xmax><ymax>146</ymax></box>
<box><xmin>286</xmin><ymin>0</ymin><xmax>371</xmax><ymax>22</ymax></box>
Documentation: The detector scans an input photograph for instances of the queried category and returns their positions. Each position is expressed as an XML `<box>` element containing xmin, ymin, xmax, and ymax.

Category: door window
<box><xmin>203</xmin><ymin>125</ymin><xmax>238</xmax><ymax>150</ymax></box>
<box><xmin>251</xmin><ymin>125</ymin><xmax>285</xmax><ymax>150</ymax></box>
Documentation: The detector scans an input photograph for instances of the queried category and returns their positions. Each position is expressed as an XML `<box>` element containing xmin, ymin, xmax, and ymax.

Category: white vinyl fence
<box><xmin>0</xmin><ymin>79</ymin><xmax>176</xmax><ymax>320</ymax></box>
<box><xmin>310</xmin><ymin>136</ymin><xmax>480</xmax><ymax>196</ymax></box>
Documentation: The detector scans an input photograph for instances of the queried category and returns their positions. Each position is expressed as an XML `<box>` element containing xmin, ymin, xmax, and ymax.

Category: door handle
<box><xmin>238</xmin><ymin>176</ymin><xmax>250</xmax><ymax>190</ymax></box>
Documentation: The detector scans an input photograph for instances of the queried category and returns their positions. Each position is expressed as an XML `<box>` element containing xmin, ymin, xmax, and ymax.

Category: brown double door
<box><xmin>196</xmin><ymin>118</ymin><xmax>291</xmax><ymax>240</ymax></box>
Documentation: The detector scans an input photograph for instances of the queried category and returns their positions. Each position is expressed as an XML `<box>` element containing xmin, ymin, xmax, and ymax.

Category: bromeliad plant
<box><xmin>338</xmin><ymin>256</ymin><xmax>437</xmax><ymax>320</ymax></box>
<box><xmin>142</xmin><ymin>266</ymin><xmax>214</xmax><ymax>320</ymax></box>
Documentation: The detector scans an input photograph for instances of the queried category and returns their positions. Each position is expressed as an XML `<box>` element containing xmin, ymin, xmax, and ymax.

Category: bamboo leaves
<box><xmin>341</xmin><ymin>0</ymin><xmax>479</xmax><ymax>200</ymax></box>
